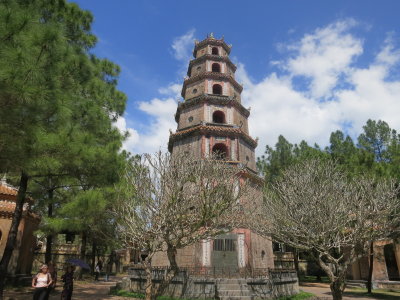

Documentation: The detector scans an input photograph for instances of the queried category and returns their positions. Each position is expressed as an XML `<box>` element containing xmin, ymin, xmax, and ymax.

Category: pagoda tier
<box><xmin>169</xmin><ymin>35</ymin><xmax>258</xmax><ymax>172</ymax></box>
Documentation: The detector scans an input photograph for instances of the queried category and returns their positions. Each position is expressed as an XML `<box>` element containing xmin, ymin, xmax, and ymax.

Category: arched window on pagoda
<box><xmin>212</xmin><ymin>63</ymin><xmax>221</xmax><ymax>73</ymax></box>
<box><xmin>212</xmin><ymin>84</ymin><xmax>222</xmax><ymax>95</ymax></box>
<box><xmin>212</xmin><ymin>110</ymin><xmax>225</xmax><ymax>124</ymax></box>
<box><xmin>212</xmin><ymin>47</ymin><xmax>219</xmax><ymax>55</ymax></box>
<box><xmin>212</xmin><ymin>143</ymin><xmax>228</xmax><ymax>160</ymax></box>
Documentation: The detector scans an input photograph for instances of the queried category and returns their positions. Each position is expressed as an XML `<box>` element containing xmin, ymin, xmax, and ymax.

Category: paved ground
<box><xmin>5</xmin><ymin>278</ymin><xmax>399</xmax><ymax>300</ymax></box>
<box><xmin>300</xmin><ymin>282</ymin><xmax>399</xmax><ymax>300</ymax></box>
<box><xmin>4</xmin><ymin>277</ymin><xmax>135</xmax><ymax>300</ymax></box>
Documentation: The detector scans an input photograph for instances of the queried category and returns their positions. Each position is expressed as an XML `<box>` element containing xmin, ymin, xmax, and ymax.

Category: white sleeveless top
<box><xmin>36</xmin><ymin>274</ymin><xmax>50</xmax><ymax>287</ymax></box>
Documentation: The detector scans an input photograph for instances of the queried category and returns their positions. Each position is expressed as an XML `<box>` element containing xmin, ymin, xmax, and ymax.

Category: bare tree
<box><xmin>250</xmin><ymin>159</ymin><xmax>400</xmax><ymax>300</ymax></box>
<box><xmin>114</xmin><ymin>152</ymin><xmax>249</xmax><ymax>300</ymax></box>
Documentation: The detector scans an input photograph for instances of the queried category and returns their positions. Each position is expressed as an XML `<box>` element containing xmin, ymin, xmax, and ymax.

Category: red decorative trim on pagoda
<box><xmin>193</xmin><ymin>38</ymin><xmax>232</xmax><ymax>56</ymax></box>
<box><xmin>187</xmin><ymin>54</ymin><xmax>237</xmax><ymax>76</ymax></box>
<box><xmin>168</xmin><ymin>124</ymin><xmax>257</xmax><ymax>151</ymax></box>
<box><xmin>175</xmin><ymin>94</ymin><xmax>250</xmax><ymax>122</ymax></box>
<box><xmin>181</xmin><ymin>72</ymin><xmax>243</xmax><ymax>98</ymax></box>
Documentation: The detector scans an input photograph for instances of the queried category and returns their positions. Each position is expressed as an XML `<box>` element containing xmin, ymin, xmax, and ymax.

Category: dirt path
<box><xmin>4</xmin><ymin>277</ymin><xmax>134</xmax><ymax>300</ymax></box>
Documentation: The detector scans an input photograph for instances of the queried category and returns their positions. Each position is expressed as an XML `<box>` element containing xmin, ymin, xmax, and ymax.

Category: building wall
<box><xmin>152</xmin><ymin>244</ymin><xmax>200</xmax><ymax>267</ymax></box>
<box><xmin>190</xmin><ymin>61</ymin><xmax>206</xmax><ymax>77</ymax></box>
<box><xmin>172</xmin><ymin>136</ymin><xmax>202</xmax><ymax>158</ymax></box>
<box><xmin>0</xmin><ymin>218</ymin><xmax>12</xmax><ymax>258</ymax></box>
<box><xmin>178</xmin><ymin>103</ymin><xmax>203</xmax><ymax>129</ymax></box>
<box><xmin>185</xmin><ymin>81</ymin><xmax>205</xmax><ymax>100</ymax></box>
<box><xmin>348</xmin><ymin>239</ymin><xmax>400</xmax><ymax>281</ymax></box>
<box><xmin>232</xmin><ymin>108</ymin><xmax>249</xmax><ymax>133</ymax></box>
<box><xmin>238</xmin><ymin>140</ymin><xmax>257</xmax><ymax>171</ymax></box>
<box><xmin>0</xmin><ymin>215</ymin><xmax>39</xmax><ymax>275</ymax></box>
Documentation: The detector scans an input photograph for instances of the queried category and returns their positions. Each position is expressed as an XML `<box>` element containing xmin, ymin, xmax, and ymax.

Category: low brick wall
<box><xmin>117</xmin><ymin>268</ymin><xmax>299</xmax><ymax>299</ymax></box>
<box><xmin>374</xmin><ymin>280</ymin><xmax>400</xmax><ymax>289</ymax></box>
<box><xmin>249</xmin><ymin>271</ymin><xmax>299</xmax><ymax>299</ymax></box>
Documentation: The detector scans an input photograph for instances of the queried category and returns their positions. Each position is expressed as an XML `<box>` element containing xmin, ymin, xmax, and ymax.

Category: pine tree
<box><xmin>0</xmin><ymin>1</ymin><xmax>127</xmax><ymax>297</ymax></box>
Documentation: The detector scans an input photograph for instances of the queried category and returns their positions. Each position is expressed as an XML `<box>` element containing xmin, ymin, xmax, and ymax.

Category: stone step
<box><xmin>217</xmin><ymin>283</ymin><xmax>248</xmax><ymax>289</ymax></box>
<box><xmin>218</xmin><ymin>278</ymin><xmax>248</xmax><ymax>284</ymax></box>
<box><xmin>219</xmin><ymin>296</ymin><xmax>253</xmax><ymax>300</ymax></box>
<box><xmin>346</xmin><ymin>280</ymin><xmax>367</xmax><ymax>288</ymax></box>
<box><xmin>218</xmin><ymin>290</ymin><xmax>253</xmax><ymax>297</ymax></box>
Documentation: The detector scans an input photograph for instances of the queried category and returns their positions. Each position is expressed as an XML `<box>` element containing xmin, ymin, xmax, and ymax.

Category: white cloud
<box><xmin>171</xmin><ymin>29</ymin><xmax>196</xmax><ymax>62</ymax></box>
<box><xmin>113</xmin><ymin>116</ymin><xmax>140</xmax><ymax>152</ymax></box>
<box><xmin>158</xmin><ymin>83</ymin><xmax>182</xmax><ymax>99</ymax></box>
<box><xmin>239</xmin><ymin>20</ymin><xmax>400</xmax><ymax>156</ymax></box>
<box><xmin>284</xmin><ymin>19</ymin><xmax>363</xmax><ymax>98</ymax></box>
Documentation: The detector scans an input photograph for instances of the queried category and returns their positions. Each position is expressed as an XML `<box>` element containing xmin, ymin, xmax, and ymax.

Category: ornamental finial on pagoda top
<box><xmin>209</xmin><ymin>32</ymin><xmax>214</xmax><ymax>39</ymax></box>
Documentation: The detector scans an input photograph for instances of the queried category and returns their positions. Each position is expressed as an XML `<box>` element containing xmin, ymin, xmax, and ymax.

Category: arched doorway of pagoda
<box><xmin>212</xmin><ymin>84</ymin><xmax>222</xmax><ymax>95</ymax></box>
<box><xmin>212</xmin><ymin>63</ymin><xmax>221</xmax><ymax>73</ymax></box>
<box><xmin>212</xmin><ymin>110</ymin><xmax>225</xmax><ymax>123</ymax></box>
<box><xmin>211</xmin><ymin>233</ymin><xmax>238</xmax><ymax>273</ymax></box>
<box><xmin>212</xmin><ymin>143</ymin><xmax>228</xmax><ymax>160</ymax></box>
<box><xmin>384</xmin><ymin>243</ymin><xmax>400</xmax><ymax>280</ymax></box>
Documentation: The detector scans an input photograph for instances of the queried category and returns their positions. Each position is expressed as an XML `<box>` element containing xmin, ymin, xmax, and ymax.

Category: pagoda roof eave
<box><xmin>168</xmin><ymin>124</ymin><xmax>258</xmax><ymax>152</ymax></box>
<box><xmin>181</xmin><ymin>72</ymin><xmax>243</xmax><ymax>98</ymax></box>
<box><xmin>187</xmin><ymin>55</ymin><xmax>237</xmax><ymax>76</ymax></box>
<box><xmin>175</xmin><ymin>94</ymin><xmax>250</xmax><ymax>122</ymax></box>
<box><xmin>193</xmin><ymin>38</ymin><xmax>232</xmax><ymax>57</ymax></box>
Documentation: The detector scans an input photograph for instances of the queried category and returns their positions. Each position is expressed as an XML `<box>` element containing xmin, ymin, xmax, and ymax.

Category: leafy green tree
<box><xmin>0</xmin><ymin>1</ymin><xmax>126</xmax><ymax>297</ymax></box>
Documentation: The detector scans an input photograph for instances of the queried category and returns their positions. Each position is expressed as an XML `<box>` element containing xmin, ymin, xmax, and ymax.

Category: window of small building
<box><xmin>212</xmin><ymin>143</ymin><xmax>228</xmax><ymax>160</ymax></box>
<box><xmin>213</xmin><ymin>239</ymin><xmax>235</xmax><ymax>251</ymax></box>
<box><xmin>212</xmin><ymin>110</ymin><xmax>225</xmax><ymax>123</ymax></box>
<box><xmin>192</xmin><ymin>88</ymin><xmax>198</xmax><ymax>94</ymax></box>
<box><xmin>65</xmin><ymin>233</ymin><xmax>75</xmax><ymax>244</ymax></box>
<box><xmin>188</xmin><ymin>116</ymin><xmax>193</xmax><ymax>123</ymax></box>
<box><xmin>211</xmin><ymin>47</ymin><xmax>219</xmax><ymax>55</ymax></box>
<box><xmin>212</xmin><ymin>84</ymin><xmax>222</xmax><ymax>95</ymax></box>
<box><xmin>212</xmin><ymin>63</ymin><xmax>221</xmax><ymax>73</ymax></box>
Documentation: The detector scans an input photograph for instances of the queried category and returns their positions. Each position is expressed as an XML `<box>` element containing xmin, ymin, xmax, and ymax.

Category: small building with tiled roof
<box><xmin>0</xmin><ymin>177</ymin><xmax>40</xmax><ymax>276</ymax></box>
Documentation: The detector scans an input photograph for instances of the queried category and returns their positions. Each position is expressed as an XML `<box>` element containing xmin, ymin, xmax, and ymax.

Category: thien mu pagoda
<box><xmin>126</xmin><ymin>35</ymin><xmax>299</xmax><ymax>299</ymax></box>
<box><xmin>152</xmin><ymin>34</ymin><xmax>275</xmax><ymax>272</ymax></box>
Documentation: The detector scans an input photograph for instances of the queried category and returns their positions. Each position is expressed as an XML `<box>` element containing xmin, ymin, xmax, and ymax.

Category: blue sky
<box><xmin>73</xmin><ymin>0</ymin><xmax>400</xmax><ymax>156</ymax></box>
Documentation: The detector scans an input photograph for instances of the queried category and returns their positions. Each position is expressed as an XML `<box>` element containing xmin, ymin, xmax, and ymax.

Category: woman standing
<box><xmin>32</xmin><ymin>264</ymin><xmax>53</xmax><ymax>300</ymax></box>
<box><xmin>61</xmin><ymin>265</ymin><xmax>74</xmax><ymax>300</ymax></box>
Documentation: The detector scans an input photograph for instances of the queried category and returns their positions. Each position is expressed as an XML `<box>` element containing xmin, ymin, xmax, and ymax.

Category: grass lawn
<box><xmin>298</xmin><ymin>275</ymin><xmax>330</xmax><ymax>283</ymax></box>
<box><xmin>344</xmin><ymin>287</ymin><xmax>400</xmax><ymax>300</ymax></box>
<box><xmin>277</xmin><ymin>291</ymin><xmax>315</xmax><ymax>300</ymax></box>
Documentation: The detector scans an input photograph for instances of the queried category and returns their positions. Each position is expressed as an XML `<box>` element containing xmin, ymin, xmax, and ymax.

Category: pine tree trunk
<box><xmin>91</xmin><ymin>241</ymin><xmax>96</xmax><ymax>274</ymax></box>
<box><xmin>367</xmin><ymin>241</ymin><xmax>374</xmax><ymax>293</ymax></box>
<box><xmin>80</xmin><ymin>232</ymin><xmax>87</xmax><ymax>260</ymax></box>
<box><xmin>76</xmin><ymin>232</ymin><xmax>87</xmax><ymax>279</ymax></box>
<box><xmin>45</xmin><ymin>192</ymin><xmax>54</xmax><ymax>263</ymax></box>
<box><xmin>0</xmin><ymin>172</ymin><xmax>29</xmax><ymax>300</ymax></box>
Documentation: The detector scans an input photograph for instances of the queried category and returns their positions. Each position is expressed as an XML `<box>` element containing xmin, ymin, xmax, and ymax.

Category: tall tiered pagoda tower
<box><xmin>168</xmin><ymin>35</ymin><xmax>257</xmax><ymax>170</ymax></box>
<box><xmin>154</xmin><ymin>34</ymin><xmax>274</xmax><ymax>271</ymax></box>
